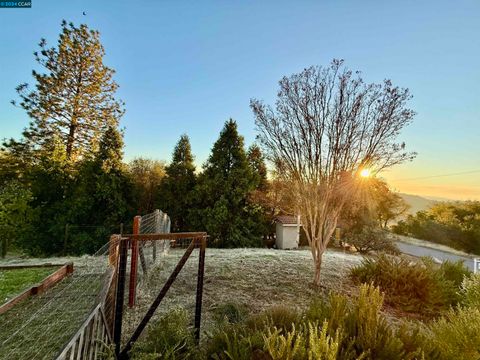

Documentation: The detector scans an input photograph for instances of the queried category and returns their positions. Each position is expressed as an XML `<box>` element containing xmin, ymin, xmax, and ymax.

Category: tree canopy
<box><xmin>190</xmin><ymin>120</ymin><xmax>264</xmax><ymax>247</ymax></box>
<box><xmin>251</xmin><ymin>59</ymin><xmax>416</xmax><ymax>285</ymax></box>
<box><xmin>7</xmin><ymin>20</ymin><xmax>124</xmax><ymax>163</ymax></box>
<box><xmin>157</xmin><ymin>135</ymin><xmax>196</xmax><ymax>232</ymax></box>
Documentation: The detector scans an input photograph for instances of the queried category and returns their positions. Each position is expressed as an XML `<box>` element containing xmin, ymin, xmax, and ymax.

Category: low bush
<box><xmin>130</xmin><ymin>308</ymin><xmax>196</xmax><ymax>359</ymax></box>
<box><xmin>437</xmin><ymin>259</ymin><xmax>470</xmax><ymax>287</ymax></box>
<box><xmin>350</xmin><ymin>254</ymin><xmax>468</xmax><ymax>316</ymax></box>
<box><xmin>343</xmin><ymin>227</ymin><xmax>400</xmax><ymax>255</ymax></box>
<box><xmin>263</xmin><ymin>321</ymin><xmax>340</xmax><ymax>360</ymax></box>
<box><xmin>305</xmin><ymin>284</ymin><xmax>405</xmax><ymax>360</ymax></box>
<box><xmin>133</xmin><ymin>285</ymin><xmax>480</xmax><ymax>360</ymax></box>
<box><xmin>395</xmin><ymin>321</ymin><xmax>438</xmax><ymax>360</ymax></box>
<box><xmin>459</xmin><ymin>273</ymin><xmax>480</xmax><ymax>309</ymax></box>
<box><xmin>207</xmin><ymin>285</ymin><xmax>408</xmax><ymax>360</ymax></box>
<box><xmin>213</xmin><ymin>302</ymin><xmax>249</xmax><ymax>324</ymax></box>
<box><xmin>246</xmin><ymin>305</ymin><xmax>301</xmax><ymax>333</ymax></box>
<box><xmin>428</xmin><ymin>306</ymin><xmax>480</xmax><ymax>360</ymax></box>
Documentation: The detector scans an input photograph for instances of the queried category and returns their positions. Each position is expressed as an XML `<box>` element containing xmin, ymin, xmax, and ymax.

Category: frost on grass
<box><xmin>122</xmin><ymin>248</ymin><xmax>363</xmax><ymax>341</ymax></box>
<box><xmin>0</xmin><ymin>247</ymin><xmax>363</xmax><ymax>352</ymax></box>
<box><xmin>0</xmin><ymin>255</ymin><xmax>108</xmax><ymax>360</ymax></box>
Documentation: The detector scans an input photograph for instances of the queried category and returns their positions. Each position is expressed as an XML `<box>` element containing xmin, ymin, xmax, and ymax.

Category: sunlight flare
<box><xmin>360</xmin><ymin>168</ymin><xmax>371</xmax><ymax>178</ymax></box>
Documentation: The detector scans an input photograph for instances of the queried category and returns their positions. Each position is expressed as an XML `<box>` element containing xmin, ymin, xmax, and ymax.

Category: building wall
<box><xmin>276</xmin><ymin>224</ymin><xmax>299</xmax><ymax>249</ymax></box>
<box><xmin>276</xmin><ymin>222</ymin><xmax>284</xmax><ymax>248</ymax></box>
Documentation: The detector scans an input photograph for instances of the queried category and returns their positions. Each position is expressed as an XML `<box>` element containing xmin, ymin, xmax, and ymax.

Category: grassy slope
<box><xmin>0</xmin><ymin>256</ymin><xmax>105</xmax><ymax>360</ymax></box>
<box><xmin>0</xmin><ymin>267</ymin><xmax>58</xmax><ymax>304</ymax></box>
<box><xmin>0</xmin><ymin>248</ymin><xmax>362</xmax><ymax>357</ymax></box>
<box><xmin>125</xmin><ymin>248</ymin><xmax>363</xmax><ymax>339</ymax></box>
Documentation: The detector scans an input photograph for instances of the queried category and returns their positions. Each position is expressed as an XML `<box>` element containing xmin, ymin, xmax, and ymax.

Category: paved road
<box><xmin>396</xmin><ymin>241</ymin><xmax>477</xmax><ymax>271</ymax></box>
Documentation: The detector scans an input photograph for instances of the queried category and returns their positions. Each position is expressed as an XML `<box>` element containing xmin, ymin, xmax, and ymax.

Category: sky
<box><xmin>0</xmin><ymin>0</ymin><xmax>479</xmax><ymax>200</ymax></box>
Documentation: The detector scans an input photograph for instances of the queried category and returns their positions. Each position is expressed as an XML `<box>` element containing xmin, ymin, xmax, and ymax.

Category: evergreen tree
<box><xmin>21</xmin><ymin>139</ymin><xmax>72</xmax><ymax>255</ymax></box>
<box><xmin>247</xmin><ymin>144</ymin><xmax>268</xmax><ymax>191</ymax></box>
<box><xmin>158</xmin><ymin>135</ymin><xmax>196</xmax><ymax>231</ymax></box>
<box><xmin>245</xmin><ymin>144</ymin><xmax>271</xmax><ymax>241</ymax></box>
<box><xmin>0</xmin><ymin>181</ymin><xmax>33</xmax><ymax>257</ymax></box>
<box><xmin>7</xmin><ymin>20</ymin><xmax>124</xmax><ymax>163</ymax></box>
<box><xmin>191</xmin><ymin>120</ymin><xmax>259</xmax><ymax>247</ymax></box>
<box><xmin>69</xmin><ymin>126</ymin><xmax>132</xmax><ymax>253</ymax></box>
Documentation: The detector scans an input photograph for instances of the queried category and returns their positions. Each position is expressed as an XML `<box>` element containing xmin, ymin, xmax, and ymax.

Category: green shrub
<box><xmin>459</xmin><ymin>273</ymin><xmax>480</xmax><ymax>309</ymax></box>
<box><xmin>204</xmin><ymin>281</ymin><xmax>480</xmax><ymax>360</ymax></box>
<box><xmin>438</xmin><ymin>260</ymin><xmax>470</xmax><ymax>287</ymax></box>
<box><xmin>213</xmin><ymin>302</ymin><xmax>249</xmax><ymax>324</ymax></box>
<box><xmin>428</xmin><ymin>306</ymin><xmax>480</xmax><ymax>360</ymax></box>
<box><xmin>246</xmin><ymin>305</ymin><xmax>300</xmax><ymax>333</ymax></box>
<box><xmin>206</xmin><ymin>324</ymin><xmax>264</xmax><ymax>360</ymax></box>
<box><xmin>304</xmin><ymin>293</ymin><xmax>348</xmax><ymax>334</ymax></box>
<box><xmin>395</xmin><ymin>321</ymin><xmax>438</xmax><ymax>360</ymax></box>
<box><xmin>263</xmin><ymin>321</ymin><xmax>340</xmax><ymax>360</ymax></box>
<box><xmin>344</xmin><ymin>227</ymin><xmax>400</xmax><ymax>255</ymax></box>
<box><xmin>305</xmin><ymin>284</ymin><xmax>405</xmax><ymax>360</ymax></box>
<box><xmin>341</xmin><ymin>284</ymin><xmax>404</xmax><ymax>360</ymax></box>
<box><xmin>350</xmin><ymin>254</ymin><xmax>462</xmax><ymax>316</ymax></box>
<box><xmin>131</xmin><ymin>308</ymin><xmax>196</xmax><ymax>359</ymax></box>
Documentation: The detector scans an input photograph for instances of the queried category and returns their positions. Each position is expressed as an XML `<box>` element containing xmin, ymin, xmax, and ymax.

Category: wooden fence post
<box><xmin>108</xmin><ymin>235</ymin><xmax>120</xmax><ymax>267</ymax></box>
<box><xmin>129</xmin><ymin>216</ymin><xmax>141</xmax><ymax>307</ymax></box>
<box><xmin>194</xmin><ymin>236</ymin><xmax>207</xmax><ymax>343</ymax></box>
<box><xmin>114</xmin><ymin>238</ymin><xmax>128</xmax><ymax>357</ymax></box>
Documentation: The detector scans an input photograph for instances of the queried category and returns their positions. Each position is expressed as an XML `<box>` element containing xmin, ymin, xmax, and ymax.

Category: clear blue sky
<box><xmin>0</xmin><ymin>0</ymin><xmax>479</xmax><ymax>199</ymax></box>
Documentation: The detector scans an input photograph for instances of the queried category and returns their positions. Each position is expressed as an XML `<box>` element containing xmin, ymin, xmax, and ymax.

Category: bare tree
<box><xmin>251</xmin><ymin>59</ymin><xmax>416</xmax><ymax>286</ymax></box>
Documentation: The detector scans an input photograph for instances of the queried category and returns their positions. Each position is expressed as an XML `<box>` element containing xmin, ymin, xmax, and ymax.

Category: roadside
<box><xmin>394</xmin><ymin>234</ymin><xmax>476</xmax><ymax>271</ymax></box>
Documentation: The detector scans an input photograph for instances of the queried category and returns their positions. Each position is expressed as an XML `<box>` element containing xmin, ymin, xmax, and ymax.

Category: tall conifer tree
<box><xmin>191</xmin><ymin>119</ymin><xmax>258</xmax><ymax>247</ymax></box>
<box><xmin>158</xmin><ymin>135</ymin><xmax>196</xmax><ymax>231</ymax></box>
<box><xmin>7</xmin><ymin>21</ymin><xmax>124</xmax><ymax>163</ymax></box>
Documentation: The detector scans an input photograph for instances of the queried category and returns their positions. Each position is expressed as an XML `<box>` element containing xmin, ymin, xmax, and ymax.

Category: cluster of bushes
<box><xmin>392</xmin><ymin>201</ymin><xmax>480</xmax><ymax>255</ymax></box>
<box><xmin>342</xmin><ymin>227</ymin><xmax>399</xmax><ymax>255</ymax></box>
<box><xmin>350</xmin><ymin>254</ymin><xmax>470</xmax><ymax>317</ymax></box>
<box><xmin>130</xmin><ymin>279</ymin><xmax>480</xmax><ymax>359</ymax></box>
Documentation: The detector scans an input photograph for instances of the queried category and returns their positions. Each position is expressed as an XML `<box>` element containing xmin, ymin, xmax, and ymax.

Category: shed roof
<box><xmin>275</xmin><ymin>215</ymin><xmax>300</xmax><ymax>225</ymax></box>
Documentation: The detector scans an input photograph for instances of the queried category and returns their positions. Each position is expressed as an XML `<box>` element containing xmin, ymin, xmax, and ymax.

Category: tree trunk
<box><xmin>66</xmin><ymin>120</ymin><xmax>78</xmax><ymax>160</ymax></box>
<box><xmin>313</xmin><ymin>256</ymin><xmax>322</xmax><ymax>286</ymax></box>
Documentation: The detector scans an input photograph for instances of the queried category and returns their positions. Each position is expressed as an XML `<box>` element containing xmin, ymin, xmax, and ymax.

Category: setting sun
<box><xmin>360</xmin><ymin>168</ymin><xmax>371</xmax><ymax>178</ymax></box>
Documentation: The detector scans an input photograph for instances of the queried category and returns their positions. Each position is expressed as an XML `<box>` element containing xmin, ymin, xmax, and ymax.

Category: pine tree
<box><xmin>246</xmin><ymin>144</ymin><xmax>271</xmax><ymax>241</ymax></box>
<box><xmin>8</xmin><ymin>20</ymin><xmax>124</xmax><ymax>163</ymax></box>
<box><xmin>158</xmin><ymin>135</ymin><xmax>196</xmax><ymax>231</ymax></box>
<box><xmin>247</xmin><ymin>144</ymin><xmax>268</xmax><ymax>191</ymax></box>
<box><xmin>69</xmin><ymin>126</ymin><xmax>132</xmax><ymax>254</ymax></box>
<box><xmin>191</xmin><ymin>119</ymin><xmax>259</xmax><ymax>247</ymax></box>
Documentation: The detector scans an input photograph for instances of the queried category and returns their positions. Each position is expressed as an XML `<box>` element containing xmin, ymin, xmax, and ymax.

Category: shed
<box><xmin>275</xmin><ymin>215</ymin><xmax>301</xmax><ymax>249</ymax></box>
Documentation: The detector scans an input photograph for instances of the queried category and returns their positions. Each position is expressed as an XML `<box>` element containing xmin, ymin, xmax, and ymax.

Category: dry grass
<box><xmin>0</xmin><ymin>255</ymin><xmax>107</xmax><ymax>360</ymax></box>
<box><xmin>124</xmin><ymin>247</ymin><xmax>363</xmax><ymax>341</ymax></box>
<box><xmin>0</xmin><ymin>247</ymin><xmax>363</xmax><ymax>355</ymax></box>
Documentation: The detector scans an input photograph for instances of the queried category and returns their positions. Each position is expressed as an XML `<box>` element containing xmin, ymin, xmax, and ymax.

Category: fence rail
<box><xmin>55</xmin><ymin>303</ymin><xmax>113</xmax><ymax>360</ymax></box>
<box><xmin>55</xmin><ymin>209</ymin><xmax>173</xmax><ymax>359</ymax></box>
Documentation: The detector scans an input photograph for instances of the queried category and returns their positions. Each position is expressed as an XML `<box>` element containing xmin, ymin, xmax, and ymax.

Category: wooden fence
<box><xmin>55</xmin><ymin>236</ymin><xmax>120</xmax><ymax>360</ymax></box>
<box><xmin>55</xmin><ymin>303</ymin><xmax>113</xmax><ymax>360</ymax></box>
<box><xmin>0</xmin><ymin>262</ymin><xmax>74</xmax><ymax>315</ymax></box>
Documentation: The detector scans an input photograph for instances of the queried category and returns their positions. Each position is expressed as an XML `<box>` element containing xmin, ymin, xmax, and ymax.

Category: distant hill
<box><xmin>398</xmin><ymin>193</ymin><xmax>438</xmax><ymax>215</ymax></box>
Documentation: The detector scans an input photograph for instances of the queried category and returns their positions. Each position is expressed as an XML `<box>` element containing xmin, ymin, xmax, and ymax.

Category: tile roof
<box><xmin>276</xmin><ymin>215</ymin><xmax>300</xmax><ymax>225</ymax></box>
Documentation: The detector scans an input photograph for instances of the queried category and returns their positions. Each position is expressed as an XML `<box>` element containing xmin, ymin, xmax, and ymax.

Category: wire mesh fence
<box><xmin>0</xmin><ymin>241</ymin><xmax>115</xmax><ymax>359</ymax></box>
<box><xmin>0</xmin><ymin>209</ymin><xmax>207</xmax><ymax>359</ymax></box>
<box><xmin>134</xmin><ymin>210</ymin><xmax>171</xmax><ymax>300</ymax></box>
<box><xmin>120</xmin><ymin>234</ymin><xmax>207</xmax><ymax>353</ymax></box>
